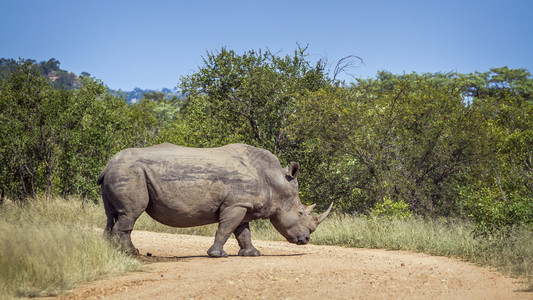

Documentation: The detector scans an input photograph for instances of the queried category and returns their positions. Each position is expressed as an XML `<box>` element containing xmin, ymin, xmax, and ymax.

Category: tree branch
<box><xmin>333</xmin><ymin>55</ymin><xmax>365</xmax><ymax>81</ymax></box>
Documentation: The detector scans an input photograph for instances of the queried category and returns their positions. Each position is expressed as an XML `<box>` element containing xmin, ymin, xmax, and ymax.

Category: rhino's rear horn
<box><xmin>306</xmin><ymin>204</ymin><xmax>316</xmax><ymax>214</ymax></box>
<box><xmin>315</xmin><ymin>203</ymin><xmax>333</xmax><ymax>225</ymax></box>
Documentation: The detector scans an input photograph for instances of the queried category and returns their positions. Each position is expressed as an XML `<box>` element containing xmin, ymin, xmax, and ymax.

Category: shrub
<box><xmin>369</xmin><ymin>197</ymin><xmax>413</xmax><ymax>220</ymax></box>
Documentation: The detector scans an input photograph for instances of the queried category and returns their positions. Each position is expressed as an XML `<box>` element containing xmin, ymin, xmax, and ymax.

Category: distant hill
<box><xmin>0</xmin><ymin>58</ymin><xmax>80</xmax><ymax>90</ymax></box>
<box><xmin>0</xmin><ymin>58</ymin><xmax>181</xmax><ymax>103</ymax></box>
<box><xmin>113</xmin><ymin>87</ymin><xmax>183</xmax><ymax>104</ymax></box>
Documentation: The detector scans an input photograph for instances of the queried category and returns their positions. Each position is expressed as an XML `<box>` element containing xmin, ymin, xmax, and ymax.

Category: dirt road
<box><xmin>53</xmin><ymin>231</ymin><xmax>529</xmax><ymax>299</ymax></box>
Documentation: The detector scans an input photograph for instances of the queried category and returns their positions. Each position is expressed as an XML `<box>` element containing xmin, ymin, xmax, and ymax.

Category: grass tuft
<box><xmin>0</xmin><ymin>198</ymin><xmax>140</xmax><ymax>298</ymax></box>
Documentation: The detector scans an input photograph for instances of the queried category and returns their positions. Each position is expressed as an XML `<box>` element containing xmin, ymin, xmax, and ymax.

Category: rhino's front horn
<box><xmin>316</xmin><ymin>203</ymin><xmax>333</xmax><ymax>225</ymax></box>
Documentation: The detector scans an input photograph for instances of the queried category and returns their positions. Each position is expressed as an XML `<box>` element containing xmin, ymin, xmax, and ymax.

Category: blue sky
<box><xmin>1</xmin><ymin>0</ymin><xmax>532</xmax><ymax>91</ymax></box>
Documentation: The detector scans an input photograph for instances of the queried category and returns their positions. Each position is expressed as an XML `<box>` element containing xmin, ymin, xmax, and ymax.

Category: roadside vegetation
<box><xmin>0</xmin><ymin>198</ymin><xmax>141</xmax><ymax>298</ymax></box>
<box><xmin>1</xmin><ymin>197</ymin><xmax>531</xmax><ymax>298</ymax></box>
<box><xmin>1</xmin><ymin>46</ymin><xmax>532</xmax><ymax>296</ymax></box>
<box><xmin>251</xmin><ymin>215</ymin><xmax>533</xmax><ymax>289</ymax></box>
<box><xmin>310</xmin><ymin>215</ymin><xmax>533</xmax><ymax>288</ymax></box>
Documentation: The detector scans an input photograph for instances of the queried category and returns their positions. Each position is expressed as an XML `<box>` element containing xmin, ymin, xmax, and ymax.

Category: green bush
<box><xmin>369</xmin><ymin>197</ymin><xmax>413</xmax><ymax>220</ymax></box>
<box><xmin>462</xmin><ymin>186</ymin><xmax>533</xmax><ymax>237</ymax></box>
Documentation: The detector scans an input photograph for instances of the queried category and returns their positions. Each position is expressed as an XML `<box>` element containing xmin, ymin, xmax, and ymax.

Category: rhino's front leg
<box><xmin>234</xmin><ymin>222</ymin><xmax>261</xmax><ymax>256</ymax></box>
<box><xmin>207</xmin><ymin>206</ymin><xmax>247</xmax><ymax>258</ymax></box>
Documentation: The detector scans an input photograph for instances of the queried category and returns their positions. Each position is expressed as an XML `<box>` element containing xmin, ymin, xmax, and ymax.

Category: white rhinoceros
<box><xmin>98</xmin><ymin>143</ymin><xmax>332</xmax><ymax>257</ymax></box>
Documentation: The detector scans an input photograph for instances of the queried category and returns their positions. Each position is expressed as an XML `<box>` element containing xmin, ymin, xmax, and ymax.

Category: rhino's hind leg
<box><xmin>234</xmin><ymin>222</ymin><xmax>261</xmax><ymax>256</ymax></box>
<box><xmin>102</xmin><ymin>167</ymin><xmax>149</xmax><ymax>256</ymax></box>
<box><xmin>102</xmin><ymin>197</ymin><xmax>142</xmax><ymax>255</ymax></box>
<box><xmin>103</xmin><ymin>196</ymin><xmax>117</xmax><ymax>237</ymax></box>
<box><xmin>113</xmin><ymin>213</ymin><xmax>141</xmax><ymax>255</ymax></box>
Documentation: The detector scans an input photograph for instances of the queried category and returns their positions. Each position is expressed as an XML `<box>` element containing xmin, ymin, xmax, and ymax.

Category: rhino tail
<box><xmin>97</xmin><ymin>164</ymin><xmax>111</xmax><ymax>185</ymax></box>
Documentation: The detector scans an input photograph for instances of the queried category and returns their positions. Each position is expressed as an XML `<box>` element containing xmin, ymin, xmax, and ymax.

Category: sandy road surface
<box><xmin>49</xmin><ymin>231</ymin><xmax>530</xmax><ymax>299</ymax></box>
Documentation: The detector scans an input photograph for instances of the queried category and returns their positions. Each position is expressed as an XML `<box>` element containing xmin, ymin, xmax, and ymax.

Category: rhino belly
<box><xmin>144</xmin><ymin>181</ymin><xmax>224</xmax><ymax>227</ymax></box>
<box><xmin>145</xmin><ymin>200</ymin><xmax>220</xmax><ymax>227</ymax></box>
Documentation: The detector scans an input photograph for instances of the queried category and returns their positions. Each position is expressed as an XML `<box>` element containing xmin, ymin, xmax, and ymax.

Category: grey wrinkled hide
<box><xmin>98</xmin><ymin>143</ymin><xmax>332</xmax><ymax>257</ymax></box>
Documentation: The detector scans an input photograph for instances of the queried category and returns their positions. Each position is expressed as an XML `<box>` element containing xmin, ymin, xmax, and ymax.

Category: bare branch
<box><xmin>333</xmin><ymin>55</ymin><xmax>365</xmax><ymax>81</ymax></box>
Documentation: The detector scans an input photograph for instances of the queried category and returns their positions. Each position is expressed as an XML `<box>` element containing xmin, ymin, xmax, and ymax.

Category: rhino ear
<box><xmin>288</xmin><ymin>162</ymin><xmax>299</xmax><ymax>179</ymax></box>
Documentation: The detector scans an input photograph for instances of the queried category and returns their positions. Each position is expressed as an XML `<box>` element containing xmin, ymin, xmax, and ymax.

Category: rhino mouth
<box><xmin>295</xmin><ymin>235</ymin><xmax>310</xmax><ymax>245</ymax></box>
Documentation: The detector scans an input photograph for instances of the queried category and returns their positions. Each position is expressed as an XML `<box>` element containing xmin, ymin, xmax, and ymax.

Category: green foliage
<box><xmin>459</xmin><ymin>72</ymin><xmax>533</xmax><ymax>234</ymax></box>
<box><xmin>291</xmin><ymin>74</ymin><xmax>486</xmax><ymax>215</ymax></box>
<box><xmin>465</xmin><ymin>67</ymin><xmax>533</xmax><ymax>102</ymax></box>
<box><xmin>1</xmin><ymin>52</ymin><xmax>533</xmax><ymax>237</ymax></box>
<box><xmin>1</xmin><ymin>57</ymin><xmax>80</xmax><ymax>89</ymax></box>
<box><xmin>0</xmin><ymin>60</ymin><xmax>54</xmax><ymax>199</ymax></box>
<box><xmin>158</xmin><ymin>94</ymin><xmax>245</xmax><ymax>148</ymax></box>
<box><xmin>0</xmin><ymin>58</ymin><xmax>18</xmax><ymax>79</ymax></box>
<box><xmin>123</xmin><ymin>98</ymin><xmax>180</xmax><ymax>148</ymax></box>
<box><xmin>179</xmin><ymin>45</ymin><xmax>330</xmax><ymax>159</ymax></box>
<box><xmin>0</xmin><ymin>60</ymin><xmax>128</xmax><ymax>200</ymax></box>
<box><xmin>370</xmin><ymin>197</ymin><xmax>413</xmax><ymax>219</ymax></box>
<box><xmin>461</xmin><ymin>186</ymin><xmax>533</xmax><ymax>237</ymax></box>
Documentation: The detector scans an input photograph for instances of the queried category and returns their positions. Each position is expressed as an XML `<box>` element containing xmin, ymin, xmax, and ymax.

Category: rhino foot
<box><xmin>207</xmin><ymin>248</ymin><xmax>229</xmax><ymax>258</ymax></box>
<box><xmin>238</xmin><ymin>247</ymin><xmax>261</xmax><ymax>256</ymax></box>
<box><xmin>122</xmin><ymin>247</ymin><xmax>139</xmax><ymax>256</ymax></box>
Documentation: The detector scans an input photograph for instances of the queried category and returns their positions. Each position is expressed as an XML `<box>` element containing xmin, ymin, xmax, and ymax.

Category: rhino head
<box><xmin>269</xmin><ymin>162</ymin><xmax>333</xmax><ymax>245</ymax></box>
<box><xmin>271</xmin><ymin>201</ymin><xmax>333</xmax><ymax>245</ymax></box>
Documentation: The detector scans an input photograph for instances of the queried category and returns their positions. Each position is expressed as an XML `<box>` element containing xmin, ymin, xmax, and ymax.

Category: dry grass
<box><xmin>0</xmin><ymin>197</ymin><xmax>140</xmax><ymax>298</ymax></box>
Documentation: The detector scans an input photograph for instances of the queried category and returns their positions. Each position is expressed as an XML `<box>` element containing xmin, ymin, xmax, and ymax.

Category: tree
<box><xmin>0</xmin><ymin>58</ymin><xmax>19</xmax><ymax>79</ymax></box>
<box><xmin>40</xmin><ymin>58</ymin><xmax>60</xmax><ymax>75</ymax></box>
<box><xmin>0</xmin><ymin>59</ymin><xmax>128</xmax><ymax>200</ymax></box>
<box><xmin>460</xmin><ymin>68</ymin><xmax>533</xmax><ymax>234</ymax></box>
<box><xmin>179</xmin><ymin>46</ymin><xmax>330</xmax><ymax>159</ymax></box>
<box><xmin>0</xmin><ymin>59</ymin><xmax>59</xmax><ymax>198</ymax></box>
<box><xmin>158</xmin><ymin>94</ymin><xmax>246</xmax><ymax>148</ymax></box>
<box><xmin>463</xmin><ymin>67</ymin><xmax>533</xmax><ymax>106</ymax></box>
<box><xmin>290</xmin><ymin>73</ymin><xmax>486</xmax><ymax>215</ymax></box>
<box><xmin>54</xmin><ymin>76</ymin><xmax>129</xmax><ymax>199</ymax></box>
<box><xmin>143</xmin><ymin>91</ymin><xmax>166</xmax><ymax>102</ymax></box>
<box><xmin>124</xmin><ymin>98</ymin><xmax>180</xmax><ymax>148</ymax></box>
